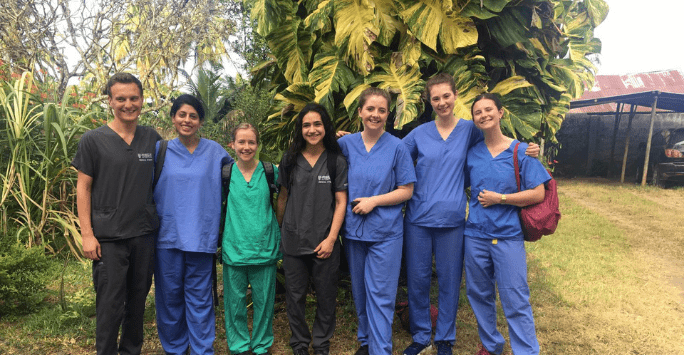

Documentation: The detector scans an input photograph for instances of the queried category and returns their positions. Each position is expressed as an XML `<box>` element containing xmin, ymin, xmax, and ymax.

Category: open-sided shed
<box><xmin>569</xmin><ymin>91</ymin><xmax>684</xmax><ymax>185</ymax></box>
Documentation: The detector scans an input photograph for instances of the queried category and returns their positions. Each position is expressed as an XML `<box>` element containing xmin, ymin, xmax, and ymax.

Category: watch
<box><xmin>500</xmin><ymin>194</ymin><xmax>507</xmax><ymax>204</ymax></box>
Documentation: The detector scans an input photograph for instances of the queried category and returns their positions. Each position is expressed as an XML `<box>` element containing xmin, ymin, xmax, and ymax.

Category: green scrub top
<box><xmin>222</xmin><ymin>162</ymin><xmax>281</xmax><ymax>266</ymax></box>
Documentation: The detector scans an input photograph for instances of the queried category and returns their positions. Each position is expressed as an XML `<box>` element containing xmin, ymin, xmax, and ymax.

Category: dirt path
<box><xmin>558</xmin><ymin>177</ymin><xmax>684</xmax><ymax>303</ymax></box>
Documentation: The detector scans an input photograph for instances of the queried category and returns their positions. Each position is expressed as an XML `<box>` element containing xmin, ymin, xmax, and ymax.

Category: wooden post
<box><xmin>620</xmin><ymin>105</ymin><xmax>637</xmax><ymax>183</ymax></box>
<box><xmin>641</xmin><ymin>92</ymin><xmax>659</xmax><ymax>186</ymax></box>
<box><xmin>608</xmin><ymin>103</ymin><xmax>623</xmax><ymax>177</ymax></box>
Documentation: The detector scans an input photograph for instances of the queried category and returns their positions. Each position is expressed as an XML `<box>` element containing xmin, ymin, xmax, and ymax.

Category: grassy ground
<box><xmin>1</xmin><ymin>178</ymin><xmax>683</xmax><ymax>354</ymax></box>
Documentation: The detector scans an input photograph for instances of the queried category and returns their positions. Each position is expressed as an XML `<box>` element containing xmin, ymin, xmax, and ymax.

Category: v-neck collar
<box><xmin>487</xmin><ymin>140</ymin><xmax>516</xmax><ymax>160</ymax></box>
<box><xmin>359</xmin><ymin>131</ymin><xmax>385</xmax><ymax>154</ymax></box>
<box><xmin>173</xmin><ymin>137</ymin><xmax>203</xmax><ymax>155</ymax></box>
<box><xmin>298</xmin><ymin>150</ymin><xmax>326</xmax><ymax>171</ymax></box>
<box><xmin>104</xmin><ymin>124</ymin><xmax>138</xmax><ymax>147</ymax></box>
<box><xmin>430</xmin><ymin>120</ymin><xmax>460</xmax><ymax>142</ymax></box>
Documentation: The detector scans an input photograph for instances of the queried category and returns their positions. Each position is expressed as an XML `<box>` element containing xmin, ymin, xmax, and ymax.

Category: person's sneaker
<box><xmin>354</xmin><ymin>344</ymin><xmax>369</xmax><ymax>355</ymax></box>
<box><xmin>403</xmin><ymin>342</ymin><xmax>433</xmax><ymax>355</ymax></box>
<box><xmin>475</xmin><ymin>344</ymin><xmax>494</xmax><ymax>355</ymax></box>
<box><xmin>293</xmin><ymin>347</ymin><xmax>310</xmax><ymax>355</ymax></box>
<box><xmin>435</xmin><ymin>341</ymin><xmax>453</xmax><ymax>355</ymax></box>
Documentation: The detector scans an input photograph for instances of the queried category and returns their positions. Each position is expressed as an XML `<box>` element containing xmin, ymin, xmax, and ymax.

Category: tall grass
<box><xmin>0</xmin><ymin>71</ymin><xmax>95</xmax><ymax>256</ymax></box>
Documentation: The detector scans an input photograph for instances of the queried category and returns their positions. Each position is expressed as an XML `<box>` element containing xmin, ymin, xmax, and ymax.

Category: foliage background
<box><xmin>250</xmin><ymin>0</ymin><xmax>608</xmax><ymax>152</ymax></box>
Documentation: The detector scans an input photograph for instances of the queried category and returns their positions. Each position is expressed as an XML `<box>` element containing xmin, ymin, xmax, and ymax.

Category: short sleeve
<box><xmin>334</xmin><ymin>154</ymin><xmax>348</xmax><ymax>191</ymax></box>
<box><xmin>518</xmin><ymin>143</ymin><xmax>551</xmax><ymax>191</ymax></box>
<box><xmin>394</xmin><ymin>143</ymin><xmax>417</xmax><ymax>187</ymax></box>
<box><xmin>72</xmin><ymin>131</ymin><xmax>95</xmax><ymax>177</ymax></box>
<box><xmin>468</xmin><ymin>124</ymin><xmax>484</xmax><ymax>149</ymax></box>
<box><xmin>402</xmin><ymin>129</ymin><xmax>418</xmax><ymax>160</ymax></box>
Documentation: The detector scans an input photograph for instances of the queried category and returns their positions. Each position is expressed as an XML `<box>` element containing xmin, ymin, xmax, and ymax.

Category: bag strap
<box><xmin>153</xmin><ymin>139</ymin><xmax>168</xmax><ymax>188</ymax></box>
<box><xmin>513</xmin><ymin>141</ymin><xmax>521</xmax><ymax>192</ymax></box>
<box><xmin>262</xmin><ymin>161</ymin><xmax>279</xmax><ymax>210</ymax></box>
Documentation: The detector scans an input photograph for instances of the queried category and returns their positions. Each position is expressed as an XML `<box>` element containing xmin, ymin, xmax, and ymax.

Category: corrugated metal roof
<box><xmin>568</xmin><ymin>70</ymin><xmax>684</xmax><ymax>113</ymax></box>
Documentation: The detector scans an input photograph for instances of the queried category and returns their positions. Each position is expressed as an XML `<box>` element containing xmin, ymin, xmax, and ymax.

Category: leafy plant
<box><xmin>0</xmin><ymin>71</ymin><xmax>93</xmax><ymax>256</ymax></box>
<box><xmin>0</xmin><ymin>243</ymin><xmax>55</xmax><ymax>316</ymax></box>
<box><xmin>251</xmin><ymin>0</ymin><xmax>608</xmax><ymax>151</ymax></box>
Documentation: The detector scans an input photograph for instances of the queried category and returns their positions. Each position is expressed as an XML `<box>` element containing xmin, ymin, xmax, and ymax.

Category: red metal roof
<box><xmin>569</xmin><ymin>70</ymin><xmax>684</xmax><ymax>113</ymax></box>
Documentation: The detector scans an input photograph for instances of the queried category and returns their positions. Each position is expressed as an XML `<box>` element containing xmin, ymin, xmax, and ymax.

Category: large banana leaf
<box><xmin>308</xmin><ymin>52</ymin><xmax>358</xmax><ymax>116</ymax></box>
<box><xmin>584</xmin><ymin>0</ymin><xmax>609</xmax><ymax>27</ymax></box>
<box><xmin>373</xmin><ymin>0</ymin><xmax>404</xmax><ymax>46</ymax></box>
<box><xmin>333</xmin><ymin>0</ymin><xmax>378</xmax><ymax>75</ymax></box>
<box><xmin>303</xmin><ymin>0</ymin><xmax>333</xmax><ymax>33</ymax></box>
<box><xmin>367</xmin><ymin>59</ymin><xmax>424</xmax><ymax>129</ymax></box>
<box><xmin>252</xmin><ymin>0</ymin><xmax>294</xmax><ymax>37</ymax></box>
<box><xmin>266</xmin><ymin>18</ymin><xmax>312</xmax><ymax>84</ymax></box>
<box><xmin>440</xmin><ymin>49</ymin><xmax>489</xmax><ymax>120</ymax></box>
<box><xmin>398</xmin><ymin>0</ymin><xmax>477</xmax><ymax>53</ymax></box>
<box><xmin>491</xmin><ymin>76</ymin><xmax>543</xmax><ymax>140</ymax></box>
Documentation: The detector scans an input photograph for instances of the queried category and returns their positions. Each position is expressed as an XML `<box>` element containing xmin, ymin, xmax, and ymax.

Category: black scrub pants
<box><xmin>283</xmin><ymin>241</ymin><xmax>340</xmax><ymax>353</ymax></box>
<box><xmin>92</xmin><ymin>234</ymin><xmax>155</xmax><ymax>355</ymax></box>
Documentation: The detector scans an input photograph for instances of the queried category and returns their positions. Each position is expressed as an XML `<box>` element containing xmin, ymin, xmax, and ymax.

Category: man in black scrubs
<box><xmin>73</xmin><ymin>73</ymin><xmax>161</xmax><ymax>355</ymax></box>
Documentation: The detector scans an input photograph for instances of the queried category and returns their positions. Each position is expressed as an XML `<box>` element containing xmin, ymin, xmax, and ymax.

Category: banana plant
<box><xmin>251</xmin><ymin>0</ymin><xmax>608</xmax><ymax>150</ymax></box>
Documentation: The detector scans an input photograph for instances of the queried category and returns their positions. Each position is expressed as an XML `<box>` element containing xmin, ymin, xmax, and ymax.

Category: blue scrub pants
<box><xmin>404</xmin><ymin>223</ymin><xmax>464</xmax><ymax>346</ymax></box>
<box><xmin>223</xmin><ymin>264</ymin><xmax>276</xmax><ymax>355</ymax></box>
<box><xmin>345</xmin><ymin>237</ymin><xmax>402</xmax><ymax>355</ymax></box>
<box><xmin>464</xmin><ymin>237</ymin><xmax>539</xmax><ymax>355</ymax></box>
<box><xmin>154</xmin><ymin>248</ymin><xmax>215</xmax><ymax>355</ymax></box>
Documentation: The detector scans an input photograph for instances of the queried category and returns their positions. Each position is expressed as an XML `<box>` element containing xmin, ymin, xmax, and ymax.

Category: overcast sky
<box><xmin>593</xmin><ymin>0</ymin><xmax>683</xmax><ymax>75</ymax></box>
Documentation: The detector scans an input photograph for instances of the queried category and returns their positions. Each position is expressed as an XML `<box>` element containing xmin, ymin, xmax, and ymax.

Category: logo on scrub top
<box><xmin>138</xmin><ymin>153</ymin><xmax>153</xmax><ymax>162</ymax></box>
<box><xmin>318</xmin><ymin>175</ymin><xmax>331</xmax><ymax>184</ymax></box>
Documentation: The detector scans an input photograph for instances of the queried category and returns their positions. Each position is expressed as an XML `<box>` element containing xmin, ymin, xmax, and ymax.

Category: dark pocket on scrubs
<box><xmin>92</xmin><ymin>207</ymin><xmax>117</xmax><ymax>237</ymax></box>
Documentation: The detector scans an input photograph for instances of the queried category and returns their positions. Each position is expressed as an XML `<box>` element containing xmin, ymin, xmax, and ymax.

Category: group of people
<box><xmin>73</xmin><ymin>72</ymin><xmax>550</xmax><ymax>355</ymax></box>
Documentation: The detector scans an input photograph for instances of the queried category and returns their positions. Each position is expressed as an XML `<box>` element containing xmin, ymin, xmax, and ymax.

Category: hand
<box><xmin>336</xmin><ymin>130</ymin><xmax>351</xmax><ymax>138</ymax></box>
<box><xmin>477</xmin><ymin>189</ymin><xmax>501</xmax><ymax>208</ymax></box>
<box><xmin>352</xmin><ymin>197</ymin><xmax>376</xmax><ymax>215</ymax></box>
<box><xmin>525</xmin><ymin>143</ymin><xmax>540</xmax><ymax>158</ymax></box>
<box><xmin>314</xmin><ymin>237</ymin><xmax>335</xmax><ymax>259</ymax></box>
<box><xmin>82</xmin><ymin>233</ymin><xmax>101</xmax><ymax>260</ymax></box>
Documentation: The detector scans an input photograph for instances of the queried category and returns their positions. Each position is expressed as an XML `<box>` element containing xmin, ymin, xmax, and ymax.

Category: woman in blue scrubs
<box><xmin>465</xmin><ymin>93</ymin><xmax>549</xmax><ymax>355</ymax></box>
<box><xmin>402</xmin><ymin>74</ymin><xmax>538</xmax><ymax>355</ymax></box>
<box><xmin>153</xmin><ymin>94</ymin><xmax>233</xmax><ymax>354</ymax></box>
<box><xmin>338</xmin><ymin>87</ymin><xmax>416</xmax><ymax>355</ymax></box>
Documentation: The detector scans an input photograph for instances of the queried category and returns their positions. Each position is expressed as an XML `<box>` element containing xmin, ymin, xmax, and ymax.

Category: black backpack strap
<box><xmin>261</xmin><ymin>161</ymin><xmax>279</xmax><ymax>210</ymax></box>
<box><xmin>153</xmin><ymin>140</ymin><xmax>168</xmax><ymax>188</ymax></box>
<box><xmin>215</xmin><ymin>162</ymin><xmax>233</xmax><ymax>307</ymax></box>
<box><xmin>218</xmin><ymin>163</ymin><xmax>233</xmax><ymax>247</ymax></box>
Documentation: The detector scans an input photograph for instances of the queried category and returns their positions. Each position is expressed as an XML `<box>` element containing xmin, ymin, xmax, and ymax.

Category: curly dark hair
<box><xmin>282</xmin><ymin>102</ymin><xmax>341</xmax><ymax>176</ymax></box>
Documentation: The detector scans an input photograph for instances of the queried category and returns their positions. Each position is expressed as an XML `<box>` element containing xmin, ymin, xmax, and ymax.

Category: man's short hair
<box><xmin>103</xmin><ymin>73</ymin><xmax>143</xmax><ymax>98</ymax></box>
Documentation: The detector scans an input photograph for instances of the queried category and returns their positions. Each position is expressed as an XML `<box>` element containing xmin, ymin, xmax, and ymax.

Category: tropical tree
<box><xmin>250</xmin><ymin>0</ymin><xmax>608</xmax><ymax>151</ymax></box>
<box><xmin>1</xmin><ymin>0</ymin><xmax>234</xmax><ymax>108</ymax></box>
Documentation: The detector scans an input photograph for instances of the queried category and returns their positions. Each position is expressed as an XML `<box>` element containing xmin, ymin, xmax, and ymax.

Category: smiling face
<box><xmin>471</xmin><ymin>98</ymin><xmax>504</xmax><ymax>131</ymax></box>
<box><xmin>171</xmin><ymin>104</ymin><xmax>201</xmax><ymax>138</ymax></box>
<box><xmin>428</xmin><ymin>82</ymin><xmax>456</xmax><ymax>120</ymax></box>
<box><xmin>302</xmin><ymin>111</ymin><xmax>325</xmax><ymax>148</ymax></box>
<box><xmin>108</xmin><ymin>82</ymin><xmax>142</xmax><ymax>124</ymax></box>
<box><xmin>358</xmin><ymin>94</ymin><xmax>389</xmax><ymax>133</ymax></box>
<box><xmin>233</xmin><ymin>128</ymin><xmax>258</xmax><ymax>163</ymax></box>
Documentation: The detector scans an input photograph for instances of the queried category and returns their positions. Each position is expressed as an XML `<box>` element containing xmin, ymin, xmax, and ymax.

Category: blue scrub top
<box><xmin>339</xmin><ymin>132</ymin><xmax>416</xmax><ymax>241</ymax></box>
<box><xmin>154</xmin><ymin>138</ymin><xmax>233</xmax><ymax>253</ymax></box>
<box><xmin>402</xmin><ymin>120</ymin><xmax>483</xmax><ymax>228</ymax></box>
<box><xmin>465</xmin><ymin>140</ymin><xmax>550</xmax><ymax>240</ymax></box>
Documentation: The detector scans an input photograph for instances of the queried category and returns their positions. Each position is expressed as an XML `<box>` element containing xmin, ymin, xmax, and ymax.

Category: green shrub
<box><xmin>0</xmin><ymin>243</ymin><xmax>55</xmax><ymax>316</ymax></box>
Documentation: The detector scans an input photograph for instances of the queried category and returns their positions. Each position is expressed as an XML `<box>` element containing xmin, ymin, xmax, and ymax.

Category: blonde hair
<box><xmin>231</xmin><ymin>122</ymin><xmax>260</xmax><ymax>145</ymax></box>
